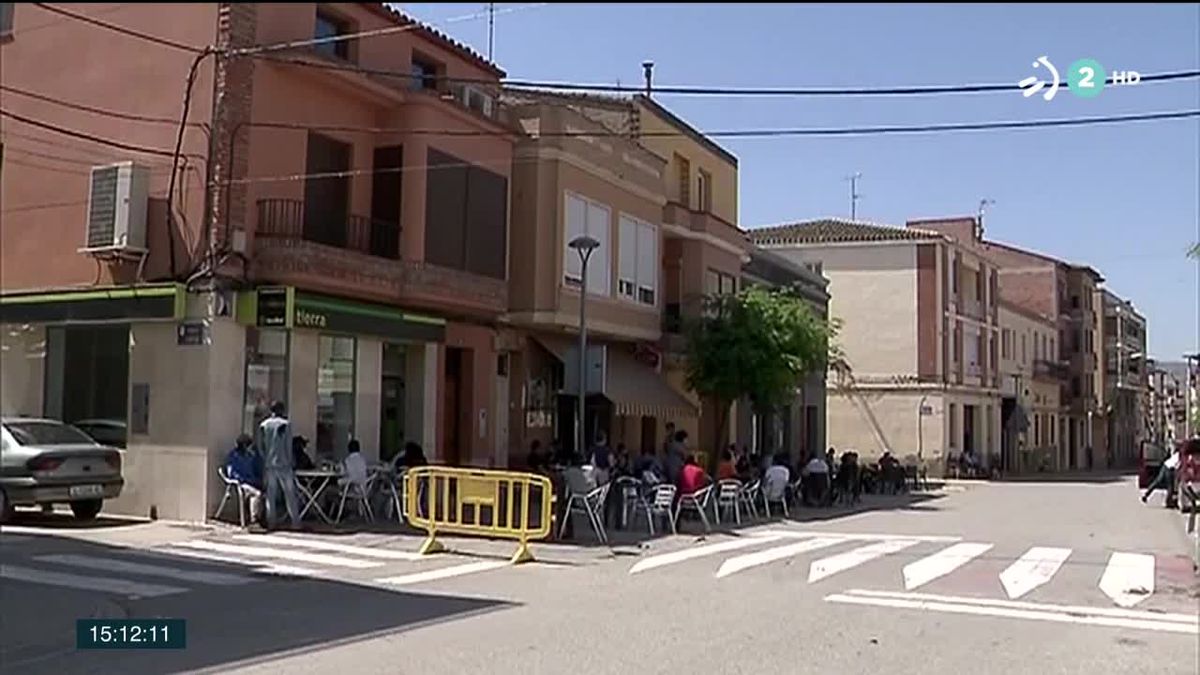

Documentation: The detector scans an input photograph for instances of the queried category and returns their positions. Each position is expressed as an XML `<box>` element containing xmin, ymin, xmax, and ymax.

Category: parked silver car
<box><xmin>0</xmin><ymin>417</ymin><xmax>124</xmax><ymax>522</ymax></box>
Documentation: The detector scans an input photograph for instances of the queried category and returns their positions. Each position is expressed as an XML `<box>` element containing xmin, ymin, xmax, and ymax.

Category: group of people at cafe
<box><xmin>222</xmin><ymin>400</ymin><xmax>429</xmax><ymax>531</ymax></box>
<box><xmin>523</xmin><ymin>421</ymin><xmax>880</xmax><ymax>530</ymax></box>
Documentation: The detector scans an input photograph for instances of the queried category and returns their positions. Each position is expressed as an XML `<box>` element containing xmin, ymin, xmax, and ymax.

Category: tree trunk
<box><xmin>712</xmin><ymin>396</ymin><xmax>729</xmax><ymax>474</ymax></box>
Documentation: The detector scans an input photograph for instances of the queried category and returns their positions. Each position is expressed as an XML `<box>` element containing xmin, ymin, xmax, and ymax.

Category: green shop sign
<box><xmin>238</xmin><ymin>287</ymin><xmax>445</xmax><ymax>343</ymax></box>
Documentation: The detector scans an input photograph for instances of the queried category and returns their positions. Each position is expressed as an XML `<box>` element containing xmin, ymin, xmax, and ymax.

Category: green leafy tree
<box><xmin>684</xmin><ymin>285</ymin><xmax>837</xmax><ymax>458</ymax></box>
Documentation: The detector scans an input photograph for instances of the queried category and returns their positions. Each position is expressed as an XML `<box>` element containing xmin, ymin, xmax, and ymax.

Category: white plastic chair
<box><xmin>674</xmin><ymin>484</ymin><xmax>714</xmax><ymax>533</ymax></box>
<box><xmin>714</xmin><ymin>479</ymin><xmax>745</xmax><ymax>525</ymax></box>
<box><xmin>762</xmin><ymin>479</ymin><xmax>790</xmax><ymax>518</ymax></box>
<box><xmin>336</xmin><ymin>477</ymin><xmax>374</xmax><ymax>523</ymax></box>
<box><xmin>559</xmin><ymin>482</ymin><xmax>611</xmax><ymax>544</ymax></box>
<box><xmin>214</xmin><ymin>466</ymin><xmax>248</xmax><ymax>527</ymax></box>
<box><xmin>740</xmin><ymin>479</ymin><xmax>762</xmax><ymax>519</ymax></box>
<box><xmin>635</xmin><ymin>483</ymin><xmax>677</xmax><ymax>536</ymax></box>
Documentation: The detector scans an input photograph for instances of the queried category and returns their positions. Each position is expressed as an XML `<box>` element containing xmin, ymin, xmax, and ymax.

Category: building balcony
<box><xmin>663</xmin><ymin>201</ymin><xmax>746</xmax><ymax>251</ymax></box>
<box><xmin>257</xmin><ymin>199</ymin><xmax>400</xmax><ymax>260</ymax></box>
<box><xmin>253</xmin><ymin>199</ymin><xmax>507</xmax><ymax>317</ymax></box>
<box><xmin>1033</xmin><ymin>358</ymin><xmax>1070</xmax><ymax>381</ymax></box>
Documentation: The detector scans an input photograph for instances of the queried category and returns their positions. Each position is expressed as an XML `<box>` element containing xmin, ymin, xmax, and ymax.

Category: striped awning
<box><xmin>532</xmin><ymin>335</ymin><xmax>698</xmax><ymax>420</ymax></box>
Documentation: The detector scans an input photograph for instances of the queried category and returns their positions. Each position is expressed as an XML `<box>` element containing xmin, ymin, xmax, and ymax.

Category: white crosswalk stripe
<box><xmin>1098</xmin><ymin>551</ymin><xmax>1155</xmax><ymax>608</ymax></box>
<box><xmin>231</xmin><ymin>534</ymin><xmax>425</xmax><ymax>561</ymax></box>
<box><xmin>166</xmin><ymin>539</ymin><xmax>385</xmax><ymax>569</ymax></box>
<box><xmin>629</xmin><ymin>535</ymin><xmax>785</xmax><ymax>575</ymax></box>
<box><xmin>902</xmin><ymin>542</ymin><xmax>994</xmax><ymax>590</ymax></box>
<box><xmin>1</xmin><ymin>563</ymin><xmax>188</xmax><ymax>598</ymax></box>
<box><xmin>376</xmin><ymin>560</ymin><xmax>510</xmax><ymax>586</ymax></box>
<box><xmin>35</xmin><ymin>554</ymin><xmax>255</xmax><ymax>586</ymax></box>
<box><xmin>141</xmin><ymin>547</ymin><xmax>324</xmax><ymax>578</ymax></box>
<box><xmin>807</xmin><ymin>538</ymin><xmax>921</xmax><ymax>584</ymax></box>
<box><xmin>715</xmin><ymin>536</ymin><xmax>845</xmax><ymax>579</ymax></box>
<box><xmin>999</xmin><ymin>546</ymin><xmax>1073</xmax><ymax>599</ymax></box>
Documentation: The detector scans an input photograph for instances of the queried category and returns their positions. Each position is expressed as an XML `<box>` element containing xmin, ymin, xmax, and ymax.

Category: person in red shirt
<box><xmin>678</xmin><ymin>455</ymin><xmax>710</xmax><ymax>495</ymax></box>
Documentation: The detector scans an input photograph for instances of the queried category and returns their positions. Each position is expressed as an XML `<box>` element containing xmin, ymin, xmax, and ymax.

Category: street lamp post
<box><xmin>569</xmin><ymin>235</ymin><xmax>600</xmax><ymax>459</ymax></box>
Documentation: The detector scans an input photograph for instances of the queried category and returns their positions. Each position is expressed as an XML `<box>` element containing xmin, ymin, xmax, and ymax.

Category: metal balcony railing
<box><xmin>257</xmin><ymin>199</ymin><xmax>400</xmax><ymax>260</ymax></box>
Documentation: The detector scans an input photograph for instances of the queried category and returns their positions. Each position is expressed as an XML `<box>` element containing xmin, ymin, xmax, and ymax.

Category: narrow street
<box><xmin>2</xmin><ymin>475</ymin><xmax>1196</xmax><ymax>674</ymax></box>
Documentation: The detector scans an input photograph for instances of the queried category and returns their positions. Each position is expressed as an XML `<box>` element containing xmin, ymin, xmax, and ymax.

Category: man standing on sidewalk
<box><xmin>1141</xmin><ymin>443</ymin><xmax>1181</xmax><ymax>507</ymax></box>
<box><xmin>257</xmin><ymin>400</ymin><xmax>301</xmax><ymax>530</ymax></box>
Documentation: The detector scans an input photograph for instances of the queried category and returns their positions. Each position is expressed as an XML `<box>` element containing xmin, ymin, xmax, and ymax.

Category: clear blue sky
<box><xmin>405</xmin><ymin>3</ymin><xmax>1200</xmax><ymax>360</ymax></box>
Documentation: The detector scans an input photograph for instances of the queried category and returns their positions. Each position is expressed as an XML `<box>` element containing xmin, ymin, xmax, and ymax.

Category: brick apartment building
<box><xmin>1</xmin><ymin>3</ymin><xmax>518</xmax><ymax>519</ymax></box>
<box><xmin>751</xmin><ymin>219</ymin><xmax>1003</xmax><ymax>475</ymax></box>
<box><xmin>908</xmin><ymin>216</ymin><xmax>1108</xmax><ymax>470</ymax></box>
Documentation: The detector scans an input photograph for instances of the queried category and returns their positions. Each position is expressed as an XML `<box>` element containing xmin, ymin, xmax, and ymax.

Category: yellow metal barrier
<box><xmin>404</xmin><ymin>466</ymin><xmax>555</xmax><ymax>564</ymax></box>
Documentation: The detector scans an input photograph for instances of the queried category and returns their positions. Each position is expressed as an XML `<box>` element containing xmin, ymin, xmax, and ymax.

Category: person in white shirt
<box><xmin>762</xmin><ymin>454</ymin><xmax>791</xmax><ymax>503</ymax></box>
<box><xmin>340</xmin><ymin>440</ymin><xmax>369</xmax><ymax>488</ymax></box>
<box><xmin>1142</xmin><ymin>446</ymin><xmax>1180</xmax><ymax>505</ymax></box>
<box><xmin>802</xmin><ymin>453</ymin><xmax>831</xmax><ymax>506</ymax></box>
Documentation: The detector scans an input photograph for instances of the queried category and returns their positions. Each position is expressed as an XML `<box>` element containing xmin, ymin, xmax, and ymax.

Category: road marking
<box><xmin>808</xmin><ymin>538</ymin><xmax>921</xmax><ymax>584</ymax></box>
<box><xmin>1098</xmin><ymin>551</ymin><xmax>1155</xmax><ymax>607</ymax></box>
<box><xmin>754</xmin><ymin>529</ymin><xmax>961</xmax><ymax>543</ymax></box>
<box><xmin>715</xmin><ymin>536</ymin><xmax>845</xmax><ymax>579</ymax></box>
<box><xmin>825</xmin><ymin>589</ymin><xmax>1197</xmax><ymax>635</ymax></box>
<box><xmin>35</xmin><ymin>554</ymin><xmax>254</xmax><ymax>586</ymax></box>
<box><xmin>231</xmin><ymin>534</ymin><xmax>425</xmax><ymax>561</ymax></box>
<box><xmin>146</xmin><ymin>547</ymin><xmax>322</xmax><ymax>578</ymax></box>
<box><xmin>168</xmin><ymin>539</ymin><xmax>384</xmax><ymax>569</ymax></box>
<box><xmin>376</xmin><ymin>560</ymin><xmax>509</xmax><ymax>586</ymax></box>
<box><xmin>999</xmin><ymin>546</ymin><xmax>1072</xmax><ymax>599</ymax></box>
<box><xmin>902</xmin><ymin>542</ymin><xmax>994</xmax><ymax>590</ymax></box>
<box><xmin>1</xmin><ymin>564</ymin><xmax>188</xmax><ymax>598</ymax></box>
<box><xmin>629</xmin><ymin>536</ymin><xmax>785</xmax><ymax>575</ymax></box>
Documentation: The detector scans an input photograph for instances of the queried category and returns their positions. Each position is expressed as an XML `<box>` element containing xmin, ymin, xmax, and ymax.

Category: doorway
<box><xmin>442</xmin><ymin>347</ymin><xmax>464</xmax><ymax>466</ymax></box>
<box><xmin>303</xmin><ymin>132</ymin><xmax>351</xmax><ymax>248</ymax></box>
<box><xmin>963</xmin><ymin>404</ymin><xmax>976</xmax><ymax>454</ymax></box>
<box><xmin>44</xmin><ymin>325</ymin><xmax>130</xmax><ymax>446</ymax></box>
<box><xmin>379</xmin><ymin>343</ymin><xmax>406</xmax><ymax>463</ymax></box>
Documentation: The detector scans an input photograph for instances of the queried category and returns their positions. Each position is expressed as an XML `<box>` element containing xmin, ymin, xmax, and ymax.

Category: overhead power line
<box><xmin>253</xmin><ymin>52</ymin><xmax>1200</xmax><ymax>97</ymax></box>
<box><xmin>33</xmin><ymin>3</ymin><xmax>203</xmax><ymax>53</ymax></box>
<box><xmin>0</xmin><ymin>84</ymin><xmax>206</xmax><ymax>128</ymax></box>
<box><xmin>0</xmin><ymin>108</ymin><xmax>204</xmax><ymax>159</ymax></box>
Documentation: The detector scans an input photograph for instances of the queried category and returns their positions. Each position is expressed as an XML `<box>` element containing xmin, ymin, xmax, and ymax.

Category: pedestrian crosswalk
<box><xmin>0</xmin><ymin>532</ymin><xmax>515</xmax><ymax>599</ymax></box>
<box><xmin>626</xmin><ymin>529</ymin><xmax>1182</xmax><ymax>612</ymax></box>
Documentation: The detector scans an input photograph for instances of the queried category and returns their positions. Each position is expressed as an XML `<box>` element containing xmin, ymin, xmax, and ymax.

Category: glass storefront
<box><xmin>44</xmin><ymin>324</ymin><xmax>130</xmax><ymax>447</ymax></box>
<box><xmin>379</xmin><ymin>343</ymin><xmax>406</xmax><ymax>463</ymax></box>
<box><xmin>316</xmin><ymin>334</ymin><xmax>356</xmax><ymax>457</ymax></box>
<box><xmin>243</xmin><ymin>328</ymin><xmax>290</xmax><ymax>434</ymax></box>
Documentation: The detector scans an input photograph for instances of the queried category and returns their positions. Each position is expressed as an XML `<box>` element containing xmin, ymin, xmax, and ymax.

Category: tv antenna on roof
<box><xmin>846</xmin><ymin>172</ymin><xmax>863</xmax><ymax>220</ymax></box>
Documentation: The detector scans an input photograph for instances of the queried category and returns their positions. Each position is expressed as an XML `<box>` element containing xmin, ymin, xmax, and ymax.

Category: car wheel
<box><xmin>0</xmin><ymin>489</ymin><xmax>12</xmax><ymax>523</ymax></box>
<box><xmin>70</xmin><ymin>499</ymin><xmax>103</xmax><ymax>521</ymax></box>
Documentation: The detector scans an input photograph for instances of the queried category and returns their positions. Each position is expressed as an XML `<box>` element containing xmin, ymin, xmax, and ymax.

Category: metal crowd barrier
<box><xmin>404</xmin><ymin>466</ymin><xmax>555</xmax><ymax>564</ymax></box>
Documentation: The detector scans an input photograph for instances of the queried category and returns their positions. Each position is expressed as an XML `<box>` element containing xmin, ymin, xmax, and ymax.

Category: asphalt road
<box><xmin>1</xmin><ymin>474</ymin><xmax>1196</xmax><ymax>675</ymax></box>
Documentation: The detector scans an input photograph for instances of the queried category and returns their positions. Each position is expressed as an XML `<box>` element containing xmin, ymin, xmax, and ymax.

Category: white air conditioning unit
<box><xmin>81</xmin><ymin>161</ymin><xmax>149</xmax><ymax>255</ymax></box>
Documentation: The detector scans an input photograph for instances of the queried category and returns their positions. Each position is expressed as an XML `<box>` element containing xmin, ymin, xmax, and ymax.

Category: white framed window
<box><xmin>563</xmin><ymin>191</ymin><xmax>611</xmax><ymax>297</ymax></box>
<box><xmin>618</xmin><ymin>213</ymin><xmax>658</xmax><ymax>306</ymax></box>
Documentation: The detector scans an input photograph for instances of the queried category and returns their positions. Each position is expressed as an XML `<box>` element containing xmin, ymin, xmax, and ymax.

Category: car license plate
<box><xmin>69</xmin><ymin>484</ymin><xmax>104</xmax><ymax>499</ymax></box>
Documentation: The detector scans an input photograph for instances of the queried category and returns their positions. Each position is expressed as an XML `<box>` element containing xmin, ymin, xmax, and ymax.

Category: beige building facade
<box><xmin>998</xmin><ymin>302</ymin><xmax>1066</xmax><ymax>472</ymax></box>
<box><xmin>750</xmin><ymin>220</ymin><xmax>1002</xmax><ymax>474</ymax></box>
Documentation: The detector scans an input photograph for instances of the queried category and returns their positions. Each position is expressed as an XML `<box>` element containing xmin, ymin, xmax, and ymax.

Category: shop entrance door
<box><xmin>379</xmin><ymin>343</ymin><xmax>406</xmax><ymax>463</ymax></box>
<box><xmin>442</xmin><ymin>348</ymin><xmax>464</xmax><ymax>466</ymax></box>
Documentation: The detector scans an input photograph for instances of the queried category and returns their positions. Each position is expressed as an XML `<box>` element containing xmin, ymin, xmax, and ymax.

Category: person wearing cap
<box><xmin>224</xmin><ymin>433</ymin><xmax>263</xmax><ymax>523</ymax></box>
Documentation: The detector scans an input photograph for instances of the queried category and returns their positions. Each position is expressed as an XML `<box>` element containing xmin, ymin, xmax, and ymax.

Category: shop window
<box><xmin>243</xmin><ymin>328</ymin><xmax>290</xmax><ymax>434</ymax></box>
<box><xmin>317</xmin><ymin>335</ymin><xmax>356</xmax><ymax>457</ymax></box>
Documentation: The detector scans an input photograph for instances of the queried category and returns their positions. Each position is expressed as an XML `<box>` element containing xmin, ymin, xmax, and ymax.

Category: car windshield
<box><xmin>4</xmin><ymin>421</ymin><xmax>97</xmax><ymax>446</ymax></box>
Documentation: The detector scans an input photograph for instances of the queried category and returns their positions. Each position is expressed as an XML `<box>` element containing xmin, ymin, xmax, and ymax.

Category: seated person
<box><xmin>292</xmin><ymin>436</ymin><xmax>315</xmax><ymax>471</ymax></box>
<box><xmin>717</xmin><ymin>447</ymin><xmax>739</xmax><ymax>481</ymax></box>
<box><xmin>633</xmin><ymin>447</ymin><xmax>663</xmax><ymax>484</ymax></box>
<box><xmin>677</xmin><ymin>455</ymin><xmax>710</xmax><ymax>496</ymax></box>
<box><xmin>395</xmin><ymin>441</ymin><xmax>428</xmax><ymax>471</ymax></box>
<box><xmin>225</xmin><ymin>433</ymin><xmax>263</xmax><ymax>521</ymax></box>
<box><xmin>762</xmin><ymin>453</ymin><xmax>791</xmax><ymax>503</ymax></box>
<box><xmin>526</xmin><ymin>439</ymin><xmax>548</xmax><ymax>473</ymax></box>
<box><xmin>340</xmin><ymin>440</ymin><xmax>369</xmax><ymax>489</ymax></box>
<box><xmin>802</xmin><ymin>452</ymin><xmax>831</xmax><ymax>506</ymax></box>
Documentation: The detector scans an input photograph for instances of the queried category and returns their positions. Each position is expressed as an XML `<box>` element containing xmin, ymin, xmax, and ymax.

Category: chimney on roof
<box><xmin>642</xmin><ymin>61</ymin><xmax>654</xmax><ymax>97</ymax></box>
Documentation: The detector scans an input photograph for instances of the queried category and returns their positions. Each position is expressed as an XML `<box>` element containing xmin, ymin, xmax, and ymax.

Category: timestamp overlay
<box><xmin>76</xmin><ymin>619</ymin><xmax>187</xmax><ymax>650</ymax></box>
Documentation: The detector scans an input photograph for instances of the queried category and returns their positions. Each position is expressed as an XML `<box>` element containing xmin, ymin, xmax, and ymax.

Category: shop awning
<box><xmin>0</xmin><ymin>284</ymin><xmax>185</xmax><ymax>324</ymax></box>
<box><xmin>533</xmin><ymin>335</ymin><xmax>698</xmax><ymax>419</ymax></box>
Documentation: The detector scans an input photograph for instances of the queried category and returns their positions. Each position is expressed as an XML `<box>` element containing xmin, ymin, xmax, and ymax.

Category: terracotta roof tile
<box><xmin>364</xmin><ymin>3</ymin><xmax>504</xmax><ymax>77</ymax></box>
<box><xmin>748</xmin><ymin>218</ymin><xmax>947</xmax><ymax>246</ymax></box>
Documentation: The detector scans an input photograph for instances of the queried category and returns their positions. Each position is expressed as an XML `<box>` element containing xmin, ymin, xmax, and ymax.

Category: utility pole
<box><xmin>847</xmin><ymin>172</ymin><xmax>862</xmax><ymax>220</ymax></box>
<box><xmin>487</xmin><ymin>3</ymin><xmax>495</xmax><ymax>61</ymax></box>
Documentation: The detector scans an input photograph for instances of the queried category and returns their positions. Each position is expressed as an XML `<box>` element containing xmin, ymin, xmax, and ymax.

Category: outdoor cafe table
<box><xmin>294</xmin><ymin>468</ymin><xmax>340</xmax><ymax>524</ymax></box>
